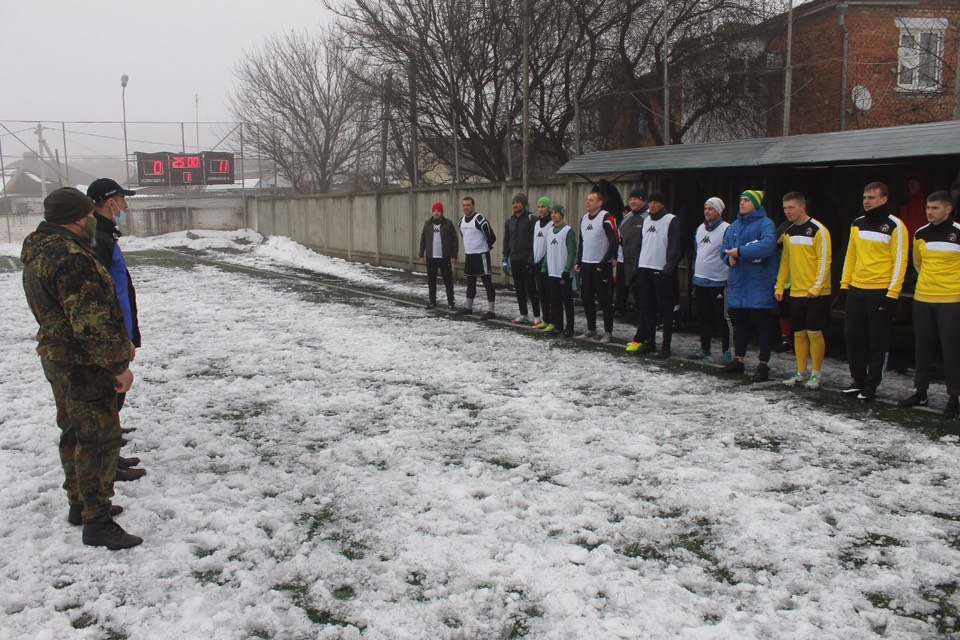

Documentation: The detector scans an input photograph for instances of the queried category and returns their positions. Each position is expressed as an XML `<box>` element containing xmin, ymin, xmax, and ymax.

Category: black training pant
<box><xmin>844</xmin><ymin>287</ymin><xmax>894</xmax><ymax>389</ymax></box>
<box><xmin>510</xmin><ymin>259</ymin><xmax>540</xmax><ymax>317</ymax></box>
<box><xmin>912</xmin><ymin>300</ymin><xmax>960</xmax><ymax>397</ymax></box>
<box><xmin>637</xmin><ymin>269</ymin><xmax>677</xmax><ymax>349</ymax></box>
<box><xmin>614</xmin><ymin>261</ymin><xmax>628</xmax><ymax>312</ymax></box>
<box><xmin>426</xmin><ymin>258</ymin><xmax>455</xmax><ymax>305</ymax></box>
<box><xmin>695</xmin><ymin>285</ymin><xmax>730</xmax><ymax>352</ymax></box>
<box><xmin>548</xmin><ymin>276</ymin><xmax>575</xmax><ymax>330</ymax></box>
<box><xmin>466</xmin><ymin>275</ymin><xmax>495</xmax><ymax>302</ymax></box>
<box><xmin>729</xmin><ymin>307</ymin><xmax>774</xmax><ymax>363</ymax></box>
<box><xmin>534</xmin><ymin>266</ymin><xmax>551</xmax><ymax>324</ymax></box>
<box><xmin>580</xmin><ymin>262</ymin><xmax>613</xmax><ymax>333</ymax></box>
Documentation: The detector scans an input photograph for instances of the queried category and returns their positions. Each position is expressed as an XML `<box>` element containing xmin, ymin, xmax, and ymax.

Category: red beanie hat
<box><xmin>432</xmin><ymin>202</ymin><xmax>444</xmax><ymax>214</ymax></box>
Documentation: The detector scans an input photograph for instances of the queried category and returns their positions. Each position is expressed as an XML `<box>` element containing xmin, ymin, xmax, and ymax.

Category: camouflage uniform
<box><xmin>21</xmin><ymin>221</ymin><xmax>131</xmax><ymax>524</ymax></box>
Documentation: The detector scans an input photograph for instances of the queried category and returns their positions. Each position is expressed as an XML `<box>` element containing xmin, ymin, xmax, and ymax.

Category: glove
<box><xmin>877</xmin><ymin>298</ymin><xmax>897</xmax><ymax>314</ymax></box>
<box><xmin>836</xmin><ymin>290</ymin><xmax>847</xmax><ymax>308</ymax></box>
<box><xmin>561</xmin><ymin>270</ymin><xmax>570</xmax><ymax>280</ymax></box>
<box><xmin>502</xmin><ymin>257</ymin><xmax>511</xmax><ymax>275</ymax></box>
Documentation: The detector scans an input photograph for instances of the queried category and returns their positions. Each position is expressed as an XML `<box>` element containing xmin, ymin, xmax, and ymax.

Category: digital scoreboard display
<box><xmin>135</xmin><ymin>151</ymin><xmax>235</xmax><ymax>186</ymax></box>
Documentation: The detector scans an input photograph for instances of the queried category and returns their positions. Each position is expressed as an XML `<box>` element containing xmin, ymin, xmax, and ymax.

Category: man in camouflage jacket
<box><xmin>21</xmin><ymin>187</ymin><xmax>142</xmax><ymax>550</ymax></box>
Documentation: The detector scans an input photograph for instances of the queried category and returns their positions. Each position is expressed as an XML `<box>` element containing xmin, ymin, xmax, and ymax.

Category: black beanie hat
<box><xmin>512</xmin><ymin>192</ymin><xmax>529</xmax><ymax>206</ymax></box>
<box><xmin>629</xmin><ymin>188</ymin><xmax>648</xmax><ymax>200</ymax></box>
<box><xmin>44</xmin><ymin>187</ymin><xmax>94</xmax><ymax>224</ymax></box>
<box><xmin>647</xmin><ymin>191</ymin><xmax>667</xmax><ymax>205</ymax></box>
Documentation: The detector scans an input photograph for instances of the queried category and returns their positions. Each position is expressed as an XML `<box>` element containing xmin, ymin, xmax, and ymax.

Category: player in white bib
<box><xmin>455</xmin><ymin>196</ymin><xmax>497</xmax><ymax>320</ymax></box>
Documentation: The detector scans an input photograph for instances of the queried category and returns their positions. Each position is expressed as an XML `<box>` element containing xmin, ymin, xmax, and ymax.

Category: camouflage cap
<box><xmin>44</xmin><ymin>187</ymin><xmax>94</xmax><ymax>224</ymax></box>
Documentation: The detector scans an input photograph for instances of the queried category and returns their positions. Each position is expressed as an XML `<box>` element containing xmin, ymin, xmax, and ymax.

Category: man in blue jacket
<box><xmin>721</xmin><ymin>190</ymin><xmax>778</xmax><ymax>381</ymax></box>
<box><xmin>87</xmin><ymin>178</ymin><xmax>146</xmax><ymax>481</ymax></box>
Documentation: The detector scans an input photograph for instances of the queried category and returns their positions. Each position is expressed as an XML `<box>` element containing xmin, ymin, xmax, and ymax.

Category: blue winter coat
<box><xmin>722</xmin><ymin>207</ymin><xmax>777</xmax><ymax>309</ymax></box>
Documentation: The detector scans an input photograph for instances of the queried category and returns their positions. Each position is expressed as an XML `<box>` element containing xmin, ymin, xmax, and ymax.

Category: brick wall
<box><xmin>768</xmin><ymin>0</ymin><xmax>959</xmax><ymax>135</ymax></box>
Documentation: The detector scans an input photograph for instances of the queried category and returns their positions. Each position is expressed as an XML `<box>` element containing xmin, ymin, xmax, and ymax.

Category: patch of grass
<box><xmin>622</xmin><ymin>543</ymin><xmax>666</xmax><ymax>561</ymax></box>
<box><xmin>298</xmin><ymin>507</ymin><xmax>335</xmax><ymax>542</ymax></box>
<box><xmin>734</xmin><ymin>434</ymin><xmax>782</xmax><ymax>452</ymax></box>
<box><xmin>488</xmin><ymin>457</ymin><xmax>519</xmax><ymax>470</ymax></box>
<box><xmin>72</xmin><ymin>613</ymin><xmax>95</xmax><ymax>629</ymax></box>
<box><xmin>333</xmin><ymin>586</ymin><xmax>356</xmax><ymax>600</ymax></box>
<box><xmin>574</xmin><ymin>536</ymin><xmax>602</xmax><ymax>551</ymax></box>
<box><xmin>455</xmin><ymin>401</ymin><xmax>482</xmax><ymax>418</ymax></box>
<box><xmin>840</xmin><ymin>532</ymin><xmax>904</xmax><ymax>569</ymax></box>
<box><xmin>865</xmin><ymin>582</ymin><xmax>959</xmax><ymax>635</ymax></box>
<box><xmin>341</xmin><ymin>541</ymin><xmax>366</xmax><ymax>560</ymax></box>
<box><xmin>406</xmin><ymin>571</ymin><xmax>425</xmax><ymax>587</ymax></box>
<box><xmin>443</xmin><ymin>617</ymin><xmax>462</xmax><ymax>629</ymax></box>
<box><xmin>622</xmin><ymin>518</ymin><xmax>738</xmax><ymax>585</ymax></box>
<box><xmin>273</xmin><ymin>583</ymin><xmax>361</xmax><ymax>629</ymax></box>
<box><xmin>676</xmin><ymin>523</ymin><xmax>738</xmax><ymax>585</ymax></box>
<box><xmin>193</xmin><ymin>570</ymin><xmax>223</xmax><ymax>585</ymax></box>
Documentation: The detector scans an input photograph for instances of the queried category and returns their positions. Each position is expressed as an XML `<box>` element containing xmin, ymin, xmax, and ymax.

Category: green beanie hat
<box><xmin>550</xmin><ymin>203</ymin><xmax>565</xmax><ymax>216</ymax></box>
<box><xmin>537</xmin><ymin>196</ymin><xmax>551</xmax><ymax>209</ymax></box>
<box><xmin>741</xmin><ymin>190</ymin><xmax>765</xmax><ymax>210</ymax></box>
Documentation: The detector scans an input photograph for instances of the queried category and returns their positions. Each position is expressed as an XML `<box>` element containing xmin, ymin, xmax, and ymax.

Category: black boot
<box><xmin>945</xmin><ymin>396</ymin><xmax>959</xmax><ymax>419</ymax></box>
<box><xmin>68</xmin><ymin>504</ymin><xmax>123</xmax><ymax>526</ymax></box>
<box><xmin>116</xmin><ymin>467</ymin><xmax>147</xmax><ymax>482</ymax></box>
<box><xmin>722</xmin><ymin>360</ymin><xmax>745</xmax><ymax>374</ymax></box>
<box><xmin>752</xmin><ymin>362</ymin><xmax>770</xmax><ymax>382</ymax></box>
<box><xmin>82</xmin><ymin>518</ymin><xmax>143</xmax><ymax>550</ymax></box>
<box><xmin>118</xmin><ymin>456</ymin><xmax>141</xmax><ymax>468</ymax></box>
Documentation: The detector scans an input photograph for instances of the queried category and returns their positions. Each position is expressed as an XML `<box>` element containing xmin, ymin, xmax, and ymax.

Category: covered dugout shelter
<box><xmin>557</xmin><ymin>120</ymin><xmax>960</xmax><ymax>358</ymax></box>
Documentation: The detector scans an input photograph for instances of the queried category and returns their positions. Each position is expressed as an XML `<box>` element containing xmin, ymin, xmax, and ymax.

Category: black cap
<box><xmin>86</xmin><ymin>178</ymin><xmax>136</xmax><ymax>204</ymax></box>
<box><xmin>629</xmin><ymin>188</ymin><xmax>647</xmax><ymax>201</ymax></box>
<box><xmin>647</xmin><ymin>191</ymin><xmax>667</xmax><ymax>205</ymax></box>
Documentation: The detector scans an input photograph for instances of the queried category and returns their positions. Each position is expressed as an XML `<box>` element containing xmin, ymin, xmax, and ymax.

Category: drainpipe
<box><xmin>954</xmin><ymin>32</ymin><xmax>960</xmax><ymax>120</ymax></box>
<box><xmin>838</xmin><ymin>2</ymin><xmax>849</xmax><ymax>131</ymax></box>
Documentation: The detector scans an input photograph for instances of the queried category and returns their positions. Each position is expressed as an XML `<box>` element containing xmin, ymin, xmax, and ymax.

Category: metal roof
<box><xmin>556</xmin><ymin>120</ymin><xmax>960</xmax><ymax>176</ymax></box>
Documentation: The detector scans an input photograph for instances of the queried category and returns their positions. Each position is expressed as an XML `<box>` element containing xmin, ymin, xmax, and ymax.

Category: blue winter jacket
<box><xmin>722</xmin><ymin>207</ymin><xmax>777</xmax><ymax>309</ymax></box>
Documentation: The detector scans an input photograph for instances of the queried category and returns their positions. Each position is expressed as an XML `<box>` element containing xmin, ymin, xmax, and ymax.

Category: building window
<box><xmin>895</xmin><ymin>17</ymin><xmax>948</xmax><ymax>91</ymax></box>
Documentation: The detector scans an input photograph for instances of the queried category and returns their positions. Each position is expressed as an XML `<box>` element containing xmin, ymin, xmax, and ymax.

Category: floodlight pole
<box><xmin>121</xmin><ymin>74</ymin><xmax>130</xmax><ymax>186</ymax></box>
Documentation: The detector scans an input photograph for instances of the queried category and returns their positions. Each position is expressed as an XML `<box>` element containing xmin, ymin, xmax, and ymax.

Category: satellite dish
<box><xmin>852</xmin><ymin>85</ymin><xmax>873</xmax><ymax>111</ymax></box>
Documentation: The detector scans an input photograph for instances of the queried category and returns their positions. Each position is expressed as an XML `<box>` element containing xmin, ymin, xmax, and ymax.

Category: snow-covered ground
<box><xmin>0</xmin><ymin>230</ymin><xmax>958</xmax><ymax>640</ymax></box>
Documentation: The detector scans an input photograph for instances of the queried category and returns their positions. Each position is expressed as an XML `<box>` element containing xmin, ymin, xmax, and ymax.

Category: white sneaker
<box><xmin>577</xmin><ymin>330</ymin><xmax>598</xmax><ymax>340</ymax></box>
<box><xmin>805</xmin><ymin>373</ymin><xmax>822</xmax><ymax>390</ymax></box>
<box><xmin>599</xmin><ymin>333</ymin><xmax>613</xmax><ymax>344</ymax></box>
<box><xmin>782</xmin><ymin>371</ymin><xmax>810</xmax><ymax>387</ymax></box>
<box><xmin>532</xmin><ymin>317</ymin><xmax>541</xmax><ymax>326</ymax></box>
<box><xmin>511</xmin><ymin>315</ymin><xmax>529</xmax><ymax>324</ymax></box>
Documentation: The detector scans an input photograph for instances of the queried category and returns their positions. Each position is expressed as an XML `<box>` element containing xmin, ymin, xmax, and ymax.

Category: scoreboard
<box><xmin>135</xmin><ymin>152</ymin><xmax>235</xmax><ymax>186</ymax></box>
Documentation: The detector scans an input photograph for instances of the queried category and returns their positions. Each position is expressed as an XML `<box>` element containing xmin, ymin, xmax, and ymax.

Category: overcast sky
<box><xmin>1</xmin><ymin>0</ymin><xmax>334</xmax><ymax>166</ymax></box>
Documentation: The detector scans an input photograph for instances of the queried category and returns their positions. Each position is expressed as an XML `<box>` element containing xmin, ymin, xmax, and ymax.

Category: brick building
<box><xmin>768</xmin><ymin>0</ymin><xmax>960</xmax><ymax>136</ymax></box>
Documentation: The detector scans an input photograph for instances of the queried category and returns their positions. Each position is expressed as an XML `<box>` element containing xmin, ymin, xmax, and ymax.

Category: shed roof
<box><xmin>556</xmin><ymin>120</ymin><xmax>960</xmax><ymax>176</ymax></box>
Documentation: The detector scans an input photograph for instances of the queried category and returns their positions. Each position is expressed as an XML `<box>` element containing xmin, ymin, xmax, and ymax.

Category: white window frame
<box><xmin>895</xmin><ymin>17</ymin><xmax>948</xmax><ymax>92</ymax></box>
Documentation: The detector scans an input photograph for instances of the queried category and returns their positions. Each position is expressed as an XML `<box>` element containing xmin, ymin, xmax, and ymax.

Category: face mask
<box><xmin>82</xmin><ymin>216</ymin><xmax>98</xmax><ymax>247</ymax></box>
<box><xmin>113</xmin><ymin>211</ymin><xmax>127</xmax><ymax>226</ymax></box>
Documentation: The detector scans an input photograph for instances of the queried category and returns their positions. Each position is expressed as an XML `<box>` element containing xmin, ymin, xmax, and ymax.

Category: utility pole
<box><xmin>662</xmin><ymin>1</ymin><xmax>670</xmax><ymax>146</ymax></box>
<box><xmin>36</xmin><ymin>125</ymin><xmax>48</xmax><ymax>199</ymax></box>
<box><xmin>195</xmin><ymin>94</ymin><xmax>201</xmax><ymax>152</ymax></box>
<box><xmin>521</xmin><ymin>0</ymin><xmax>530</xmax><ymax>194</ymax></box>
<box><xmin>380</xmin><ymin>71</ymin><xmax>392</xmax><ymax>188</ymax></box>
<box><xmin>783</xmin><ymin>0</ymin><xmax>794</xmax><ymax>136</ymax></box>
<box><xmin>409</xmin><ymin>64</ymin><xmax>419</xmax><ymax>188</ymax></box>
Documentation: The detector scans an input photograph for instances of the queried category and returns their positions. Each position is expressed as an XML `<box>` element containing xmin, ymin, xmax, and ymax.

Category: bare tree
<box><xmin>229</xmin><ymin>28</ymin><xmax>376</xmax><ymax>193</ymax></box>
<box><xmin>327</xmin><ymin>0</ymin><xmax>614</xmax><ymax>181</ymax></box>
